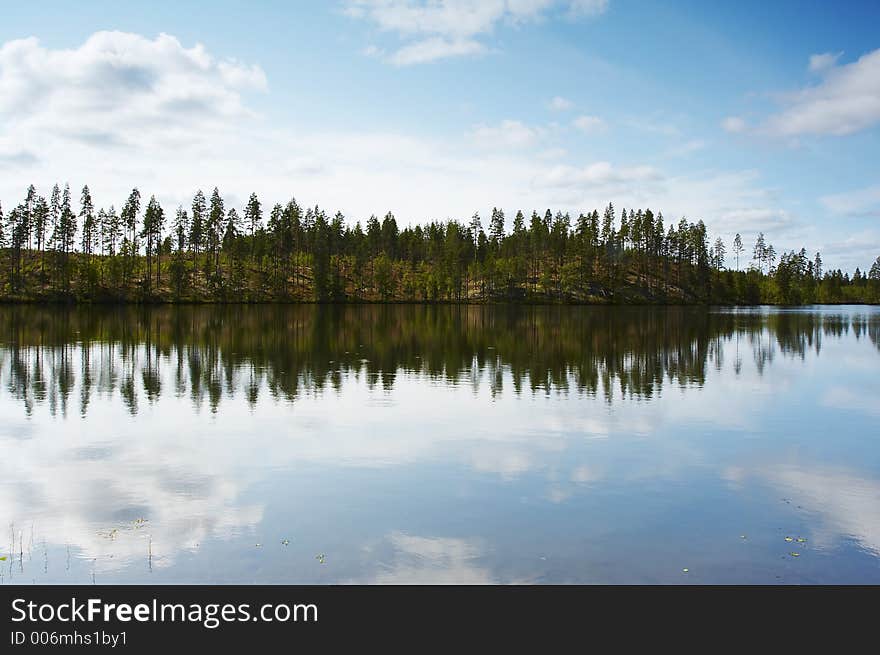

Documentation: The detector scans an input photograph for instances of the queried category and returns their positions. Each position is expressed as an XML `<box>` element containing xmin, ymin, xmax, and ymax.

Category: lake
<box><xmin>1</xmin><ymin>304</ymin><xmax>879</xmax><ymax>584</ymax></box>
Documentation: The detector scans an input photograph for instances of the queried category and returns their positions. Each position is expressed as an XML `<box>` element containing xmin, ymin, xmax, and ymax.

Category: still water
<box><xmin>1</xmin><ymin>304</ymin><xmax>879</xmax><ymax>584</ymax></box>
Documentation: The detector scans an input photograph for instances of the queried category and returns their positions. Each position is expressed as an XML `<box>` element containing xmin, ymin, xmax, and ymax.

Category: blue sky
<box><xmin>1</xmin><ymin>1</ymin><xmax>879</xmax><ymax>271</ymax></box>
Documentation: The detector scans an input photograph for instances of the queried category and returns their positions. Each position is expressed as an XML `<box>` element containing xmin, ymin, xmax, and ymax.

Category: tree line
<box><xmin>1</xmin><ymin>183</ymin><xmax>878</xmax><ymax>304</ymax></box>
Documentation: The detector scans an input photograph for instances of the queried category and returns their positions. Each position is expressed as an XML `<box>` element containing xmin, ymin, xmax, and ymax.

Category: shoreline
<box><xmin>2</xmin><ymin>298</ymin><xmax>878</xmax><ymax>307</ymax></box>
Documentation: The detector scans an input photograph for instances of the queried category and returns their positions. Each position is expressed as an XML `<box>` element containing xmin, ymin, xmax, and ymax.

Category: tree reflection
<box><xmin>1</xmin><ymin>305</ymin><xmax>877</xmax><ymax>416</ymax></box>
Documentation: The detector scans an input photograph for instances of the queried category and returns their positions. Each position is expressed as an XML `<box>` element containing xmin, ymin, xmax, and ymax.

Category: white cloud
<box><xmin>0</xmin><ymin>30</ymin><xmax>824</xmax><ymax>269</ymax></box>
<box><xmin>567</xmin><ymin>0</ymin><xmax>609</xmax><ymax>17</ymax></box>
<box><xmin>808</xmin><ymin>51</ymin><xmax>843</xmax><ymax>74</ymax></box>
<box><xmin>470</xmin><ymin>119</ymin><xmax>542</xmax><ymax>148</ymax></box>
<box><xmin>548</xmin><ymin>95</ymin><xmax>573</xmax><ymax>111</ymax></box>
<box><xmin>715</xmin><ymin>207</ymin><xmax>794</xmax><ymax>234</ymax></box>
<box><xmin>817</xmin><ymin>231</ymin><xmax>880</xmax><ymax>271</ymax></box>
<box><xmin>820</xmin><ymin>184</ymin><xmax>880</xmax><ymax>217</ymax></box>
<box><xmin>665</xmin><ymin>139</ymin><xmax>707</xmax><ymax>157</ymax></box>
<box><xmin>722</xmin><ymin>116</ymin><xmax>747</xmax><ymax>133</ymax></box>
<box><xmin>534</xmin><ymin>161</ymin><xmax>661</xmax><ymax>197</ymax></box>
<box><xmin>362</xmin><ymin>44</ymin><xmax>384</xmax><ymax>58</ymax></box>
<box><xmin>537</xmin><ymin>147</ymin><xmax>567</xmax><ymax>159</ymax></box>
<box><xmin>0</xmin><ymin>31</ymin><xmax>267</xmax><ymax>153</ymax></box>
<box><xmin>763</xmin><ymin>48</ymin><xmax>880</xmax><ymax>137</ymax></box>
<box><xmin>0</xmin><ymin>142</ymin><xmax>38</xmax><ymax>168</ymax></box>
<box><xmin>343</xmin><ymin>0</ymin><xmax>555</xmax><ymax>45</ymax></box>
<box><xmin>572</xmin><ymin>114</ymin><xmax>606</xmax><ymax>134</ymax></box>
<box><xmin>389</xmin><ymin>36</ymin><xmax>486</xmax><ymax>65</ymax></box>
<box><xmin>623</xmin><ymin>116</ymin><xmax>681</xmax><ymax>138</ymax></box>
<box><xmin>344</xmin><ymin>0</ymin><xmax>608</xmax><ymax>65</ymax></box>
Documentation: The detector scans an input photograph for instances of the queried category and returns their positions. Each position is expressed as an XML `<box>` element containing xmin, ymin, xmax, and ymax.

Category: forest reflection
<box><xmin>2</xmin><ymin>304</ymin><xmax>879</xmax><ymax>417</ymax></box>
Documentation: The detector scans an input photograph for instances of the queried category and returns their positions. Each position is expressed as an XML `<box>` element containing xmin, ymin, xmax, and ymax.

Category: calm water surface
<box><xmin>1</xmin><ymin>304</ymin><xmax>879</xmax><ymax>584</ymax></box>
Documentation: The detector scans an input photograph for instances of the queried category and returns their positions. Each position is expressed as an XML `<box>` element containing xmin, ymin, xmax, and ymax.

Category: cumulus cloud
<box><xmin>534</xmin><ymin>161</ymin><xmax>662</xmax><ymax>197</ymax></box>
<box><xmin>820</xmin><ymin>184</ymin><xmax>880</xmax><ymax>218</ymax></box>
<box><xmin>818</xmin><ymin>231</ymin><xmax>880</xmax><ymax>264</ymax></box>
<box><xmin>722</xmin><ymin>116</ymin><xmax>747</xmax><ymax>133</ymax></box>
<box><xmin>0</xmin><ymin>31</ymin><xmax>267</xmax><ymax>153</ymax></box>
<box><xmin>0</xmin><ymin>144</ymin><xmax>38</xmax><ymax>168</ymax></box>
<box><xmin>344</xmin><ymin>0</ymin><xmax>609</xmax><ymax>65</ymax></box>
<box><xmin>572</xmin><ymin>114</ymin><xmax>606</xmax><ymax>134</ymax></box>
<box><xmin>389</xmin><ymin>36</ymin><xmax>486</xmax><ymax>65</ymax></box>
<box><xmin>362</xmin><ymin>44</ymin><xmax>384</xmax><ymax>58</ymax></box>
<box><xmin>665</xmin><ymin>139</ymin><xmax>707</xmax><ymax>157</ymax></box>
<box><xmin>548</xmin><ymin>95</ymin><xmax>573</xmax><ymax>111</ymax></box>
<box><xmin>470</xmin><ymin>119</ymin><xmax>542</xmax><ymax>148</ymax></box>
<box><xmin>715</xmin><ymin>207</ymin><xmax>794</xmax><ymax>234</ymax></box>
<box><xmin>761</xmin><ymin>48</ymin><xmax>880</xmax><ymax>137</ymax></box>
<box><xmin>808</xmin><ymin>51</ymin><xmax>843</xmax><ymax>74</ymax></box>
<box><xmin>567</xmin><ymin>0</ymin><xmax>609</xmax><ymax>17</ymax></box>
<box><xmin>0</xmin><ymin>29</ymin><xmax>821</xmax><ymax>269</ymax></box>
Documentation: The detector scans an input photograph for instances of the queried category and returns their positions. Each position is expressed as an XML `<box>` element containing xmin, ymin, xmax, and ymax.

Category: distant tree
<box><xmin>733</xmin><ymin>233</ymin><xmax>743</xmax><ymax>271</ymax></box>
<box><xmin>468</xmin><ymin>212</ymin><xmax>482</xmax><ymax>264</ymax></box>
<box><xmin>190</xmin><ymin>190</ymin><xmax>206</xmax><ymax>266</ymax></box>
<box><xmin>141</xmin><ymin>195</ymin><xmax>165</xmax><ymax>292</ymax></box>
<box><xmin>121</xmin><ymin>188</ymin><xmax>141</xmax><ymax>252</ymax></box>
<box><xmin>79</xmin><ymin>185</ymin><xmax>96</xmax><ymax>255</ymax></box>
<box><xmin>48</xmin><ymin>185</ymin><xmax>61</xmax><ymax>253</ymax></box>
<box><xmin>489</xmin><ymin>207</ymin><xmax>505</xmax><ymax>252</ymax></box>
<box><xmin>173</xmin><ymin>207</ymin><xmax>189</xmax><ymax>253</ymax></box>
<box><xmin>32</xmin><ymin>195</ymin><xmax>49</xmax><ymax>272</ymax></box>
<box><xmin>207</xmin><ymin>188</ymin><xmax>224</xmax><ymax>274</ymax></box>
<box><xmin>33</xmin><ymin>195</ymin><xmax>48</xmax><ymax>253</ymax></box>
<box><xmin>49</xmin><ymin>184</ymin><xmax>77</xmax><ymax>291</ymax></box>
<box><xmin>766</xmin><ymin>244</ymin><xmax>776</xmax><ymax>273</ymax></box>
<box><xmin>102</xmin><ymin>206</ymin><xmax>121</xmax><ymax>256</ymax></box>
<box><xmin>381</xmin><ymin>212</ymin><xmax>399</xmax><ymax>259</ymax></box>
<box><xmin>244</xmin><ymin>192</ymin><xmax>262</xmax><ymax>258</ymax></box>
<box><xmin>2</xmin><ymin>182</ymin><xmax>875</xmax><ymax>305</ymax></box>
<box><xmin>753</xmin><ymin>233</ymin><xmax>766</xmax><ymax>272</ymax></box>
<box><xmin>712</xmin><ymin>237</ymin><xmax>726</xmax><ymax>270</ymax></box>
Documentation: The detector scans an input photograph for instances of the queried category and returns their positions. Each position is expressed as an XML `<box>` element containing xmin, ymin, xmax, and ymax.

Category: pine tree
<box><xmin>244</xmin><ymin>192</ymin><xmax>262</xmax><ymax>259</ymax></box>
<box><xmin>103</xmin><ymin>206</ymin><xmax>121</xmax><ymax>256</ymax></box>
<box><xmin>207</xmin><ymin>188</ymin><xmax>225</xmax><ymax>274</ymax></box>
<box><xmin>48</xmin><ymin>185</ymin><xmax>61</xmax><ymax>254</ymax></box>
<box><xmin>868</xmin><ymin>256</ymin><xmax>880</xmax><ymax>281</ymax></box>
<box><xmin>753</xmin><ymin>233</ymin><xmax>766</xmax><ymax>273</ymax></box>
<box><xmin>469</xmin><ymin>213</ymin><xmax>482</xmax><ymax>264</ymax></box>
<box><xmin>712</xmin><ymin>237</ymin><xmax>726</xmax><ymax>270</ymax></box>
<box><xmin>61</xmin><ymin>184</ymin><xmax>75</xmax><ymax>254</ymax></box>
<box><xmin>121</xmin><ymin>188</ymin><xmax>141</xmax><ymax>253</ymax></box>
<box><xmin>190</xmin><ymin>190</ymin><xmax>206</xmax><ymax>265</ymax></box>
<box><xmin>141</xmin><ymin>195</ymin><xmax>164</xmax><ymax>292</ymax></box>
<box><xmin>174</xmin><ymin>207</ymin><xmax>189</xmax><ymax>253</ymax></box>
<box><xmin>489</xmin><ymin>207</ymin><xmax>505</xmax><ymax>252</ymax></box>
<box><xmin>733</xmin><ymin>233</ymin><xmax>743</xmax><ymax>271</ymax></box>
<box><xmin>33</xmin><ymin>195</ymin><xmax>48</xmax><ymax>254</ymax></box>
<box><xmin>23</xmin><ymin>185</ymin><xmax>36</xmax><ymax>251</ymax></box>
<box><xmin>79</xmin><ymin>185</ymin><xmax>96</xmax><ymax>255</ymax></box>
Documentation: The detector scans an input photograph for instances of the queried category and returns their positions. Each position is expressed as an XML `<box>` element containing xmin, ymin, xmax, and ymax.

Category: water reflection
<box><xmin>1</xmin><ymin>305</ymin><xmax>879</xmax><ymax>584</ymax></box>
<box><xmin>3</xmin><ymin>305</ymin><xmax>878</xmax><ymax>414</ymax></box>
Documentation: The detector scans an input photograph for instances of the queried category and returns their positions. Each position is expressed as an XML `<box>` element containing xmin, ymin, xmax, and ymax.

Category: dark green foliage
<box><xmin>0</xmin><ymin>183</ymin><xmax>877</xmax><ymax>305</ymax></box>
